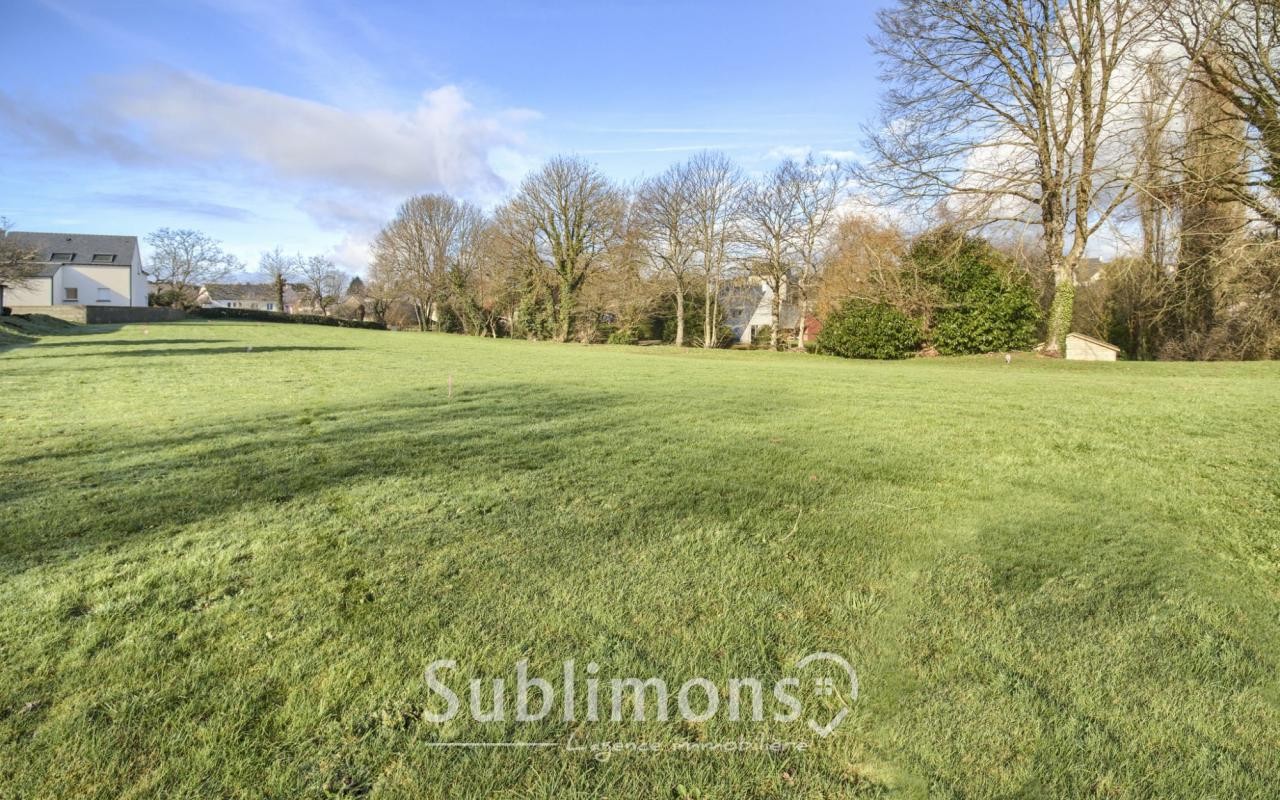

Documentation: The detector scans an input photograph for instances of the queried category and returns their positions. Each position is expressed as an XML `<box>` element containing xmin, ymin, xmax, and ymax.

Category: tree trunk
<box><xmin>703</xmin><ymin>276</ymin><xmax>714</xmax><ymax>349</ymax></box>
<box><xmin>1040</xmin><ymin>185</ymin><xmax>1072</xmax><ymax>357</ymax></box>
<box><xmin>674</xmin><ymin>289</ymin><xmax>685</xmax><ymax>347</ymax></box>
<box><xmin>795</xmin><ymin>289</ymin><xmax>809</xmax><ymax>352</ymax></box>
<box><xmin>770</xmin><ymin>285</ymin><xmax>781</xmax><ymax>350</ymax></box>
<box><xmin>274</xmin><ymin>275</ymin><xmax>286</xmax><ymax>313</ymax></box>
<box><xmin>556</xmin><ymin>277</ymin><xmax>573</xmax><ymax>343</ymax></box>
<box><xmin>1043</xmin><ymin>276</ymin><xmax>1075</xmax><ymax>357</ymax></box>
<box><xmin>710</xmin><ymin>279</ymin><xmax>720</xmax><ymax>347</ymax></box>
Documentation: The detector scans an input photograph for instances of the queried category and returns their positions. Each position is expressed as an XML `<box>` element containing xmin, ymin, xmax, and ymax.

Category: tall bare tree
<box><xmin>373</xmin><ymin>194</ymin><xmax>482</xmax><ymax>331</ymax></box>
<box><xmin>741</xmin><ymin>160</ymin><xmax>802</xmax><ymax>350</ymax></box>
<box><xmin>687</xmin><ymin>151</ymin><xmax>744</xmax><ymax>348</ymax></box>
<box><xmin>790</xmin><ymin>156</ymin><xmax>849</xmax><ymax>349</ymax></box>
<box><xmin>145</xmin><ymin>228</ymin><xmax>240</xmax><ymax>302</ymax></box>
<box><xmin>500</xmin><ymin>157</ymin><xmax>625</xmax><ymax>342</ymax></box>
<box><xmin>298</xmin><ymin>255</ymin><xmax>346</xmax><ymax>316</ymax></box>
<box><xmin>1174</xmin><ymin>54</ymin><xmax>1249</xmax><ymax>346</ymax></box>
<box><xmin>259</xmin><ymin>246</ymin><xmax>299</xmax><ymax>313</ymax></box>
<box><xmin>1132</xmin><ymin>58</ymin><xmax>1182</xmax><ymax>273</ymax></box>
<box><xmin>635</xmin><ymin>164</ymin><xmax>699</xmax><ymax>345</ymax></box>
<box><xmin>442</xmin><ymin>207</ymin><xmax>490</xmax><ymax>336</ymax></box>
<box><xmin>1167</xmin><ymin>0</ymin><xmax>1280</xmax><ymax>227</ymax></box>
<box><xmin>867</xmin><ymin>0</ymin><xmax>1163</xmax><ymax>355</ymax></box>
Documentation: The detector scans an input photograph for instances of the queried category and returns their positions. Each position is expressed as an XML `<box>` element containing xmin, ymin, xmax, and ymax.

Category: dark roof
<box><xmin>200</xmin><ymin>283</ymin><xmax>278</xmax><ymax>302</ymax></box>
<box><xmin>3</xmin><ymin>231</ymin><xmax>139</xmax><ymax>267</ymax></box>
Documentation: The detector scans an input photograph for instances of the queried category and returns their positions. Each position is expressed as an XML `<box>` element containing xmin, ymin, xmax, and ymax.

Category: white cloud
<box><xmin>765</xmin><ymin>144</ymin><xmax>815</xmax><ymax>161</ymax></box>
<box><xmin>329</xmin><ymin>233</ymin><xmax>376</xmax><ymax>275</ymax></box>
<box><xmin>99</xmin><ymin>71</ymin><xmax>535</xmax><ymax>199</ymax></box>
<box><xmin>1</xmin><ymin>68</ymin><xmax>539</xmax><ymax>273</ymax></box>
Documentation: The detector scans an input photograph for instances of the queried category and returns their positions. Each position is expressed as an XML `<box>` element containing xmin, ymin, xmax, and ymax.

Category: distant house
<box><xmin>1076</xmin><ymin>258</ymin><xmax>1107</xmax><ymax>286</ymax></box>
<box><xmin>196</xmin><ymin>283</ymin><xmax>297</xmax><ymax>313</ymax></box>
<box><xmin>1</xmin><ymin>231</ymin><xmax>148</xmax><ymax>308</ymax></box>
<box><xmin>1065</xmin><ymin>332</ymin><xmax>1120</xmax><ymax>361</ymax></box>
<box><xmin>721</xmin><ymin>276</ymin><xmax>802</xmax><ymax>345</ymax></box>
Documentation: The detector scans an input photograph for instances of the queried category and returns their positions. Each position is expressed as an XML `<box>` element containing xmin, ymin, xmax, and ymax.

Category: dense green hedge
<box><xmin>910</xmin><ymin>231</ymin><xmax>1041</xmax><ymax>355</ymax></box>
<box><xmin>817</xmin><ymin>299</ymin><xmax>922</xmax><ymax>359</ymax></box>
<box><xmin>192</xmin><ymin>307</ymin><xmax>387</xmax><ymax>330</ymax></box>
<box><xmin>931</xmin><ymin>291</ymin><xmax>1040</xmax><ymax>354</ymax></box>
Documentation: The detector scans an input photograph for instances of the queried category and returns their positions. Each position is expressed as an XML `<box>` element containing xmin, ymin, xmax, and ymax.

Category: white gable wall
<box><xmin>130</xmin><ymin>242</ymin><xmax>148</xmax><ymax>306</ymax></box>
<box><xmin>4</xmin><ymin>277</ymin><xmax>53</xmax><ymax>306</ymax></box>
<box><xmin>58</xmin><ymin>266</ymin><xmax>136</xmax><ymax>306</ymax></box>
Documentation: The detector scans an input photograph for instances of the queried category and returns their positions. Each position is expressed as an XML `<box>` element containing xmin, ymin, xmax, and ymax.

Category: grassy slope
<box><xmin>1</xmin><ymin>321</ymin><xmax>1277</xmax><ymax>799</ymax></box>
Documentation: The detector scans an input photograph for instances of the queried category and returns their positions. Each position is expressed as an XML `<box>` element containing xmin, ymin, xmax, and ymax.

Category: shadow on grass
<box><xmin>2</xmin><ymin>318</ymin><xmax>124</xmax><ymax>337</ymax></box>
<box><xmin>32</xmin><ymin>339</ymin><xmax>237</xmax><ymax>348</ymax></box>
<box><xmin>0</xmin><ymin>380</ymin><xmax>907</xmax><ymax>576</ymax></box>
<box><xmin>27</xmin><ymin>345</ymin><xmax>355</xmax><ymax>359</ymax></box>
<box><xmin>0</xmin><ymin>384</ymin><xmax>629</xmax><ymax>571</ymax></box>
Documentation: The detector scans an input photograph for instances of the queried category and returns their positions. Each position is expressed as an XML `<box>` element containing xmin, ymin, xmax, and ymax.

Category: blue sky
<box><xmin>0</xmin><ymin>0</ymin><xmax>890</xmax><ymax>274</ymax></box>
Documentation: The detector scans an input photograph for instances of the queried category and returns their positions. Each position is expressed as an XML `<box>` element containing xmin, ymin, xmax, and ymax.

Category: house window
<box><xmin>91</xmin><ymin>253</ymin><xmax>117</xmax><ymax>263</ymax></box>
<box><xmin>64</xmin><ymin>287</ymin><xmax>79</xmax><ymax>302</ymax></box>
<box><xmin>266</xmin><ymin>303</ymin><xmax>274</xmax><ymax>311</ymax></box>
<box><xmin>97</xmin><ymin>288</ymin><xmax>110</xmax><ymax>303</ymax></box>
<box><xmin>51</xmin><ymin>252</ymin><xmax>74</xmax><ymax>261</ymax></box>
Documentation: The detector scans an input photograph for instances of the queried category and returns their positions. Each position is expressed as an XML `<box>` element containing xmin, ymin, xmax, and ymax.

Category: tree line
<box><xmin>364</xmin><ymin>152</ymin><xmax>849</xmax><ymax>350</ymax></box>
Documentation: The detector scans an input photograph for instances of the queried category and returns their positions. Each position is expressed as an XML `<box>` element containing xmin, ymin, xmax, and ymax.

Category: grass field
<box><xmin>1</xmin><ymin>320</ymin><xmax>1278</xmax><ymax>799</ymax></box>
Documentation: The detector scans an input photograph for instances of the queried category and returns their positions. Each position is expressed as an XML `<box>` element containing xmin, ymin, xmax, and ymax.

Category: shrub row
<box><xmin>817</xmin><ymin>301</ymin><xmax>922</xmax><ymax>359</ymax></box>
<box><xmin>191</xmin><ymin>307</ymin><xmax>387</xmax><ymax>330</ymax></box>
<box><xmin>818</xmin><ymin>231</ymin><xmax>1042</xmax><ymax>359</ymax></box>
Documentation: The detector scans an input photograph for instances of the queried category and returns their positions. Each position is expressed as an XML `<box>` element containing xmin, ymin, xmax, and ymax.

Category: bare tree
<box><xmin>741</xmin><ymin>161</ymin><xmax>802</xmax><ymax>350</ymax></box>
<box><xmin>634</xmin><ymin>164</ymin><xmax>699</xmax><ymax>345</ymax></box>
<box><xmin>1167</xmin><ymin>0</ymin><xmax>1280</xmax><ymax>226</ymax></box>
<box><xmin>490</xmin><ymin>202</ymin><xmax>554</xmax><ymax>339</ymax></box>
<box><xmin>145</xmin><ymin>228</ymin><xmax>240</xmax><ymax>302</ymax></box>
<box><xmin>687</xmin><ymin>151</ymin><xmax>745</xmax><ymax>348</ymax></box>
<box><xmin>500</xmin><ymin>156</ymin><xmax>625</xmax><ymax>342</ymax></box>
<box><xmin>1133</xmin><ymin>57</ymin><xmax>1183</xmax><ymax>273</ymax></box>
<box><xmin>1172</xmin><ymin>54</ymin><xmax>1249</xmax><ymax>348</ymax></box>
<box><xmin>866</xmin><ymin>0</ymin><xmax>1166</xmax><ymax>355</ymax></box>
<box><xmin>364</xmin><ymin>259</ymin><xmax>400</xmax><ymax>324</ymax></box>
<box><xmin>578</xmin><ymin>217</ymin><xmax>663</xmax><ymax>343</ymax></box>
<box><xmin>259</xmin><ymin>246</ymin><xmax>298</xmax><ymax>313</ymax></box>
<box><xmin>0</xmin><ymin>218</ymin><xmax>40</xmax><ymax>310</ymax></box>
<box><xmin>441</xmin><ymin>206</ymin><xmax>490</xmax><ymax>336</ymax></box>
<box><xmin>299</xmin><ymin>255</ymin><xmax>346</xmax><ymax>315</ymax></box>
<box><xmin>373</xmin><ymin>194</ymin><xmax>482</xmax><ymax>331</ymax></box>
<box><xmin>817</xmin><ymin>215</ymin><xmax>914</xmax><ymax>317</ymax></box>
<box><xmin>790</xmin><ymin>155</ymin><xmax>850</xmax><ymax>349</ymax></box>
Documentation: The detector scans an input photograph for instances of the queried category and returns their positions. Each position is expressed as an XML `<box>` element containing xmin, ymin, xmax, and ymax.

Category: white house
<box><xmin>196</xmin><ymin>283</ymin><xmax>296</xmax><ymax>313</ymax></box>
<box><xmin>1</xmin><ymin>232</ymin><xmax>149</xmax><ymax>308</ymax></box>
<box><xmin>721</xmin><ymin>276</ymin><xmax>803</xmax><ymax>345</ymax></box>
<box><xmin>1065</xmin><ymin>332</ymin><xmax>1121</xmax><ymax>361</ymax></box>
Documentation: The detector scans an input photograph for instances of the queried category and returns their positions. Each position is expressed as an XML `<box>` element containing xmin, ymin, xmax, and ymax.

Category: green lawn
<box><xmin>1</xmin><ymin>320</ymin><xmax>1278</xmax><ymax>799</ymax></box>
